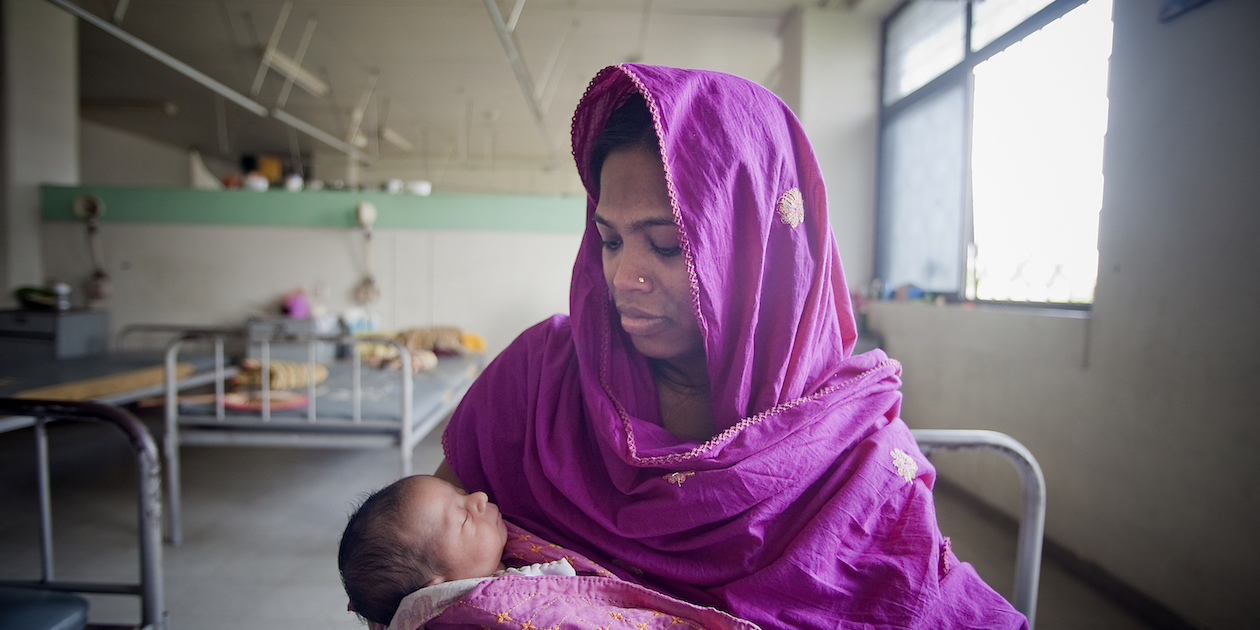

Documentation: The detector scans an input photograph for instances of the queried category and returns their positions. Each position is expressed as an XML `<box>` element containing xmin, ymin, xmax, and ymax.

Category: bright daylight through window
<box><xmin>878</xmin><ymin>0</ymin><xmax>1114</xmax><ymax>305</ymax></box>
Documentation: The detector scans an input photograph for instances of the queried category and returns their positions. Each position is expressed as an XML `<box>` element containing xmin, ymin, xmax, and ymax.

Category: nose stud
<box><xmin>638</xmin><ymin>277</ymin><xmax>645</xmax><ymax>284</ymax></box>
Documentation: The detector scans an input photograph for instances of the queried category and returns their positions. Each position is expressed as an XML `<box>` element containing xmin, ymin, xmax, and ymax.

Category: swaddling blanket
<box><xmin>386</xmin><ymin>523</ymin><xmax>759</xmax><ymax>630</ymax></box>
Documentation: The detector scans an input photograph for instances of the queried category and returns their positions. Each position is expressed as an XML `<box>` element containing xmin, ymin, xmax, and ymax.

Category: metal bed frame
<box><xmin>160</xmin><ymin>328</ymin><xmax>481</xmax><ymax>545</ymax></box>
<box><xmin>911</xmin><ymin>429</ymin><xmax>1046</xmax><ymax>629</ymax></box>
<box><xmin>0</xmin><ymin>398</ymin><xmax>166</xmax><ymax>630</ymax></box>
<box><xmin>0</xmin><ymin>326</ymin><xmax>241</xmax><ymax>436</ymax></box>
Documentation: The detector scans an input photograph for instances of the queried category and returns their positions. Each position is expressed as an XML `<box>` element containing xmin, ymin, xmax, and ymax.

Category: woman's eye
<box><xmin>601</xmin><ymin>239</ymin><xmax>622</xmax><ymax>251</ymax></box>
<box><xmin>652</xmin><ymin>244</ymin><xmax>682</xmax><ymax>257</ymax></box>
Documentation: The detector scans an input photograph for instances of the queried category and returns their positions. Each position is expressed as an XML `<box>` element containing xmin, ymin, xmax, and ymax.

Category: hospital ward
<box><xmin>0</xmin><ymin>0</ymin><xmax>1256</xmax><ymax>629</ymax></box>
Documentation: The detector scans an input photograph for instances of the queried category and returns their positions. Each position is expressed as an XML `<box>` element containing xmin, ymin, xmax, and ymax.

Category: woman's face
<box><xmin>594</xmin><ymin>147</ymin><xmax>704</xmax><ymax>369</ymax></box>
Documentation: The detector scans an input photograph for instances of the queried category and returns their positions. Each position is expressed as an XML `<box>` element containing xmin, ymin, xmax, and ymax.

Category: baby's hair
<box><xmin>589</xmin><ymin>92</ymin><xmax>660</xmax><ymax>185</ymax></box>
<box><xmin>338</xmin><ymin>476</ymin><xmax>448</xmax><ymax>626</ymax></box>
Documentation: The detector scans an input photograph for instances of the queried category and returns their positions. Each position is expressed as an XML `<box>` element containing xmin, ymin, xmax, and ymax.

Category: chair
<box><xmin>0</xmin><ymin>398</ymin><xmax>166</xmax><ymax>630</ymax></box>
<box><xmin>911</xmin><ymin>429</ymin><xmax>1046</xmax><ymax>629</ymax></box>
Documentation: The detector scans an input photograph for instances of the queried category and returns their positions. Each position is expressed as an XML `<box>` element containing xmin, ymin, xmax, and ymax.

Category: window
<box><xmin>877</xmin><ymin>0</ymin><xmax>1113</xmax><ymax>305</ymax></box>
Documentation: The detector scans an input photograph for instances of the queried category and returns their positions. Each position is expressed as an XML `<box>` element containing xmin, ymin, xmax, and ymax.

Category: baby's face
<box><xmin>400</xmin><ymin>475</ymin><xmax>508</xmax><ymax>583</ymax></box>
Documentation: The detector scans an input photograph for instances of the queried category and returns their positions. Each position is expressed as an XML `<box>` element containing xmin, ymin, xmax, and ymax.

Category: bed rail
<box><xmin>0</xmin><ymin>398</ymin><xmax>166</xmax><ymax>630</ymax></box>
<box><xmin>911</xmin><ymin>428</ymin><xmax>1045</xmax><ymax>629</ymax></box>
<box><xmin>160</xmin><ymin>329</ymin><xmax>481</xmax><ymax>545</ymax></box>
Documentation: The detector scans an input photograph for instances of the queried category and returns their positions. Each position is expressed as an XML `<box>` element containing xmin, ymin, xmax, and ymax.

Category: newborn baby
<box><xmin>338</xmin><ymin>474</ymin><xmax>577</xmax><ymax>626</ymax></box>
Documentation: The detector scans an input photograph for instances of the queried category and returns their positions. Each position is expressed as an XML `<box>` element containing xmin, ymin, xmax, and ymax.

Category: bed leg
<box><xmin>35</xmin><ymin>416</ymin><xmax>55</xmax><ymax>581</ymax></box>
<box><xmin>164</xmin><ymin>341</ymin><xmax>184</xmax><ymax>546</ymax></box>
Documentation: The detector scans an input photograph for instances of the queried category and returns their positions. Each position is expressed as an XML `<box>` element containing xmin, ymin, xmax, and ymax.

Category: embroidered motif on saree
<box><xmin>776</xmin><ymin>188</ymin><xmax>804</xmax><ymax>228</ymax></box>
<box><xmin>892</xmin><ymin>448</ymin><xmax>918</xmax><ymax>482</ymax></box>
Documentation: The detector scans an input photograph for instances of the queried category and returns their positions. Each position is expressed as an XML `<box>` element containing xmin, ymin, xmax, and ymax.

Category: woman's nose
<box><xmin>611</xmin><ymin>253</ymin><xmax>650</xmax><ymax>292</ymax></box>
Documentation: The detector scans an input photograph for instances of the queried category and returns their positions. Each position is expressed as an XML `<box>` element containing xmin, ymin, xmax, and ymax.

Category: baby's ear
<box><xmin>426</xmin><ymin>575</ymin><xmax>446</xmax><ymax>587</ymax></box>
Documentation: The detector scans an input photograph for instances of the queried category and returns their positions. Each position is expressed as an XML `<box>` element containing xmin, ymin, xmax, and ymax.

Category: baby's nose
<box><xmin>471</xmin><ymin>491</ymin><xmax>489</xmax><ymax>510</ymax></box>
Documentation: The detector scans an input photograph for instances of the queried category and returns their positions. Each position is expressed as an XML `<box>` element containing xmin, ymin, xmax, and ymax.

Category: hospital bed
<box><xmin>911</xmin><ymin>429</ymin><xmax>1046</xmax><ymax>629</ymax></box>
<box><xmin>0</xmin><ymin>342</ymin><xmax>238</xmax><ymax>435</ymax></box>
<box><xmin>0</xmin><ymin>398</ymin><xmax>165</xmax><ymax>630</ymax></box>
<box><xmin>158</xmin><ymin>328</ymin><xmax>483</xmax><ymax>544</ymax></box>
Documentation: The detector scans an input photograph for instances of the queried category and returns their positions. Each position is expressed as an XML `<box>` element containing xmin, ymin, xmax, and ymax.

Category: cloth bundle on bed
<box><xmin>231</xmin><ymin>358</ymin><xmax>328</xmax><ymax>390</ymax></box>
<box><xmin>360</xmin><ymin>327</ymin><xmax>488</xmax><ymax>374</ymax></box>
<box><xmin>384</xmin><ymin>523</ymin><xmax>759</xmax><ymax>630</ymax></box>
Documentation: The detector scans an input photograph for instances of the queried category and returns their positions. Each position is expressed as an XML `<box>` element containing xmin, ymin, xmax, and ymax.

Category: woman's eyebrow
<box><xmin>592</xmin><ymin>214</ymin><xmax>676</xmax><ymax>231</ymax></box>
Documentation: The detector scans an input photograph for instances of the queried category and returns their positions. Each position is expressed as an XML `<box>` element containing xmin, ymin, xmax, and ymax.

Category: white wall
<box><xmin>776</xmin><ymin>8</ymin><xmax>880</xmax><ymax>292</ymax></box>
<box><xmin>869</xmin><ymin>1</ymin><xmax>1260</xmax><ymax>627</ymax></box>
<box><xmin>40</xmin><ymin>221</ymin><xmax>580</xmax><ymax>360</ymax></box>
<box><xmin>1</xmin><ymin>0</ymin><xmax>77</xmax><ymax>307</ymax></box>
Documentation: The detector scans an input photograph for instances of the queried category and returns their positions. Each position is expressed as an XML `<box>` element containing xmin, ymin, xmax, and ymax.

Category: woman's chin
<box><xmin>628</xmin><ymin>336</ymin><xmax>672</xmax><ymax>361</ymax></box>
<box><xmin>629</xmin><ymin>336</ymin><xmax>705</xmax><ymax>370</ymax></box>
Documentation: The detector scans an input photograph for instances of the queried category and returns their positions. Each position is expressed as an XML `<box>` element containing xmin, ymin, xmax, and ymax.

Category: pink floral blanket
<box><xmin>386</xmin><ymin>523</ymin><xmax>760</xmax><ymax>630</ymax></box>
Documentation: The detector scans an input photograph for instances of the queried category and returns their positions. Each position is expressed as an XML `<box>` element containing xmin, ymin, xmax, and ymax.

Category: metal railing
<box><xmin>159</xmin><ymin>329</ymin><xmax>425</xmax><ymax>545</ymax></box>
<box><xmin>911</xmin><ymin>428</ymin><xmax>1046</xmax><ymax>629</ymax></box>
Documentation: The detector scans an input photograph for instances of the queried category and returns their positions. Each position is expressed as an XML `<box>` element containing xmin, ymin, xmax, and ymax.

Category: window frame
<box><xmin>875</xmin><ymin>0</ymin><xmax>1098</xmax><ymax>310</ymax></box>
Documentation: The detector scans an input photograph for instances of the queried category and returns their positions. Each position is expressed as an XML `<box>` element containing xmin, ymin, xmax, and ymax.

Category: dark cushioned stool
<box><xmin>0</xmin><ymin>585</ymin><xmax>88</xmax><ymax>630</ymax></box>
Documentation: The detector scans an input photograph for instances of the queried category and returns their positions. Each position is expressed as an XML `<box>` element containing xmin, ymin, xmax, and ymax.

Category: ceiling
<box><xmin>71</xmin><ymin>0</ymin><xmax>893</xmax><ymax>185</ymax></box>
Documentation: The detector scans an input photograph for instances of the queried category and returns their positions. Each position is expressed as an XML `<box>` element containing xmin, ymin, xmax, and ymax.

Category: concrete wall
<box><xmin>868</xmin><ymin>1</ymin><xmax>1260</xmax><ymax>627</ymax></box>
<box><xmin>1</xmin><ymin>0</ymin><xmax>77</xmax><ymax>307</ymax></box>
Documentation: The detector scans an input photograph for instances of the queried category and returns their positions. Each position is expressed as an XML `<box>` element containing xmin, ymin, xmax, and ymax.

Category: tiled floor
<box><xmin>0</xmin><ymin>417</ymin><xmax>1156</xmax><ymax>630</ymax></box>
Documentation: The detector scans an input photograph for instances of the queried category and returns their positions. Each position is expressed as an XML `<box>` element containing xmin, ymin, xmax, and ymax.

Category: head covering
<box><xmin>444</xmin><ymin>64</ymin><xmax>1026</xmax><ymax>629</ymax></box>
<box><xmin>569</xmin><ymin>64</ymin><xmax>857</xmax><ymax>436</ymax></box>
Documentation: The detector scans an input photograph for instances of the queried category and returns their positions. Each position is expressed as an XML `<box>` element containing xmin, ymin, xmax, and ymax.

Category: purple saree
<box><xmin>443</xmin><ymin>64</ymin><xmax>1026</xmax><ymax>629</ymax></box>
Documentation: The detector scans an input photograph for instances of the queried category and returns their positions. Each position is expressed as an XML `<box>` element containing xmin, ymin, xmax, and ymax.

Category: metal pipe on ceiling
<box><xmin>252</xmin><ymin>0</ymin><xmax>293</xmax><ymax>96</ymax></box>
<box><xmin>46</xmin><ymin>0</ymin><xmax>372</xmax><ymax>163</ymax></box>
<box><xmin>276</xmin><ymin>15</ymin><xmax>321</xmax><ymax>107</ymax></box>
<box><xmin>272</xmin><ymin>108</ymin><xmax>370</xmax><ymax>164</ymax></box>
<box><xmin>345</xmin><ymin>73</ymin><xmax>380</xmax><ymax>151</ymax></box>
<box><xmin>482</xmin><ymin>0</ymin><xmax>559</xmax><ymax>166</ymax></box>
<box><xmin>535</xmin><ymin>14</ymin><xmax>577</xmax><ymax>102</ymax></box>
<box><xmin>112</xmin><ymin>0</ymin><xmax>130</xmax><ymax>24</ymax></box>
<box><xmin>44</xmin><ymin>0</ymin><xmax>269</xmax><ymax>117</ymax></box>
<box><xmin>506</xmin><ymin>0</ymin><xmax>527</xmax><ymax>32</ymax></box>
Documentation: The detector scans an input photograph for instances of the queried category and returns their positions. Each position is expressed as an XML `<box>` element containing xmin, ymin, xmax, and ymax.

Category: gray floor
<box><xmin>0</xmin><ymin>416</ymin><xmax>1155</xmax><ymax>630</ymax></box>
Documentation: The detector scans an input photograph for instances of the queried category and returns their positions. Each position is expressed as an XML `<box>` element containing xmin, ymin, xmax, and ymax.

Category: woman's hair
<box><xmin>338</xmin><ymin>478</ymin><xmax>447</xmax><ymax>626</ymax></box>
<box><xmin>588</xmin><ymin>92</ymin><xmax>660</xmax><ymax>184</ymax></box>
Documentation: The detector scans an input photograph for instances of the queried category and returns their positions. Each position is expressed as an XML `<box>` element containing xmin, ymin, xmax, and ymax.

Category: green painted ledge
<box><xmin>42</xmin><ymin>185</ymin><xmax>587</xmax><ymax>233</ymax></box>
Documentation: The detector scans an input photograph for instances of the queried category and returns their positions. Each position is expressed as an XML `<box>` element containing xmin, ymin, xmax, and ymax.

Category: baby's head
<box><xmin>338</xmin><ymin>475</ymin><xmax>508</xmax><ymax>625</ymax></box>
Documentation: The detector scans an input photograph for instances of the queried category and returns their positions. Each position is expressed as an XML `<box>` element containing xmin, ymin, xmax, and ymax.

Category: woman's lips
<box><xmin>618</xmin><ymin>306</ymin><xmax>666</xmax><ymax>335</ymax></box>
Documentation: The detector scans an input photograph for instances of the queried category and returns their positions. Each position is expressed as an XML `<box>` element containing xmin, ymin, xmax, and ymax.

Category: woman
<box><xmin>438</xmin><ymin>64</ymin><xmax>1025</xmax><ymax>629</ymax></box>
